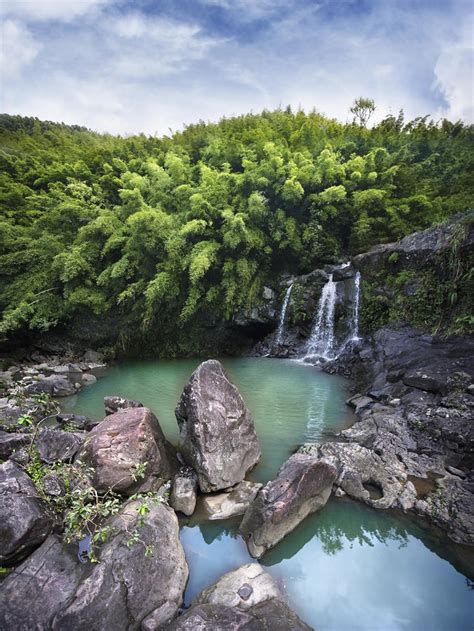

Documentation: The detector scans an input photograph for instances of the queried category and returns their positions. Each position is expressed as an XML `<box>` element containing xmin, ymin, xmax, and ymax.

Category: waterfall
<box><xmin>275</xmin><ymin>283</ymin><xmax>293</xmax><ymax>346</ymax></box>
<box><xmin>350</xmin><ymin>271</ymin><xmax>361</xmax><ymax>341</ymax></box>
<box><xmin>305</xmin><ymin>275</ymin><xmax>337</xmax><ymax>359</ymax></box>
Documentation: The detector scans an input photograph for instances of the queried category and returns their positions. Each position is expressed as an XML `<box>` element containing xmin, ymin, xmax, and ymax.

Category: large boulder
<box><xmin>25</xmin><ymin>374</ymin><xmax>76</xmax><ymax>397</ymax></box>
<box><xmin>0</xmin><ymin>461</ymin><xmax>55</xmax><ymax>565</ymax></box>
<box><xmin>240</xmin><ymin>454</ymin><xmax>337</xmax><ymax>558</ymax></box>
<box><xmin>36</xmin><ymin>428</ymin><xmax>84</xmax><ymax>464</ymax></box>
<box><xmin>53</xmin><ymin>500</ymin><xmax>188</xmax><ymax>630</ymax></box>
<box><xmin>175</xmin><ymin>360</ymin><xmax>261</xmax><ymax>492</ymax></box>
<box><xmin>202</xmin><ymin>481</ymin><xmax>262</xmax><ymax>521</ymax></box>
<box><xmin>77</xmin><ymin>407</ymin><xmax>176</xmax><ymax>495</ymax></box>
<box><xmin>0</xmin><ymin>500</ymin><xmax>188</xmax><ymax>630</ymax></box>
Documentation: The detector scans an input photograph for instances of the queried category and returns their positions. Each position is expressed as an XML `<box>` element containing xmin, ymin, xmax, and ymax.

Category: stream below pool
<box><xmin>66</xmin><ymin>357</ymin><xmax>473</xmax><ymax>631</ymax></box>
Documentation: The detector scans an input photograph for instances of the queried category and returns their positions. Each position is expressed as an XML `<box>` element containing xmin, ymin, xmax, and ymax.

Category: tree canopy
<box><xmin>0</xmin><ymin>108</ymin><xmax>472</xmax><ymax>352</ymax></box>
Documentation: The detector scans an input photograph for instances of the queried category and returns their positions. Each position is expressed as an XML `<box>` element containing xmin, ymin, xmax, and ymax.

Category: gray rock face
<box><xmin>0</xmin><ymin>535</ymin><xmax>86</xmax><ymax>630</ymax></box>
<box><xmin>403</xmin><ymin>369</ymin><xmax>447</xmax><ymax>393</ymax></box>
<box><xmin>77</xmin><ymin>407</ymin><xmax>176</xmax><ymax>495</ymax></box>
<box><xmin>0</xmin><ymin>501</ymin><xmax>188</xmax><ymax>631</ymax></box>
<box><xmin>0</xmin><ymin>431</ymin><xmax>29</xmax><ymax>459</ymax></box>
<box><xmin>167</xmin><ymin>600</ymin><xmax>313</xmax><ymax>630</ymax></box>
<box><xmin>175</xmin><ymin>360</ymin><xmax>261</xmax><ymax>492</ymax></box>
<box><xmin>53</xmin><ymin>501</ymin><xmax>188</xmax><ymax>630</ymax></box>
<box><xmin>104</xmin><ymin>395</ymin><xmax>144</xmax><ymax>415</ymax></box>
<box><xmin>170</xmin><ymin>469</ymin><xmax>198</xmax><ymax>516</ymax></box>
<box><xmin>240</xmin><ymin>454</ymin><xmax>337</xmax><ymax>558</ymax></box>
<box><xmin>201</xmin><ymin>481</ymin><xmax>262</xmax><ymax>521</ymax></box>
<box><xmin>0</xmin><ymin>461</ymin><xmax>55</xmax><ymax>565</ymax></box>
<box><xmin>36</xmin><ymin>428</ymin><xmax>84</xmax><ymax>463</ymax></box>
<box><xmin>193</xmin><ymin>563</ymin><xmax>282</xmax><ymax>611</ymax></box>
<box><xmin>56</xmin><ymin>413</ymin><xmax>95</xmax><ymax>430</ymax></box>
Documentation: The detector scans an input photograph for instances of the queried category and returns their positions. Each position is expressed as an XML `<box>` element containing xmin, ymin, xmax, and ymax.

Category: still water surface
<box><xmin>69</xmin><ymin>358</ymin><xmax>473</xmax><ymax>631</ymax></box>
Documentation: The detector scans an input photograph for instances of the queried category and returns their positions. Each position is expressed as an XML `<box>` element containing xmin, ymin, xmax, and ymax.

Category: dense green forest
<box><xmin>0</xmin><ymin>108</ymin><xmax>472</xmax><ymax>352</ymax></box>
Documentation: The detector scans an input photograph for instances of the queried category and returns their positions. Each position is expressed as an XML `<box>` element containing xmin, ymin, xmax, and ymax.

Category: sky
<box><xmin>0</xmin><ymin>0</ymin><xmax>472</xmax><ymax>136</ymax></box>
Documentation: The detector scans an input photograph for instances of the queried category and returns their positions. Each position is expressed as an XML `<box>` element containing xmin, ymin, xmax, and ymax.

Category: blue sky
<box><xmin>0</xmin><ymin>0</ymin><xmax>472</xmax><ymax>135</ymax></box>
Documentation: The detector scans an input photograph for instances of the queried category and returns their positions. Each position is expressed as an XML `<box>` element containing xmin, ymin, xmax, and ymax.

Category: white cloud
<box><xmin>0</xmin><ymin>19</ymin><xmax>42</xmax><ymax>78</ymax></box>
<box><xmin>1</xmin><ymin>0</ymin><xmax>472</xmax><ymax>135</ymax></box>
<box><xmin>434</xmin><ymin>27</ymin><xmax>473</xmax><ymax>121</ymax></box>
<box><xmin>0</xmin><ymin>0</ymin><xmax>111</xmax><ymax>22</ymax></box>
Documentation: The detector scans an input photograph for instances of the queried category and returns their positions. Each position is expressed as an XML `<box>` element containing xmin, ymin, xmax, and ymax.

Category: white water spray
<box><xmin>275</xmin><ymin>283</ymin><xmax>293</xmax><ymax>346</ymax></box>
<box><xmin>305</xmin><ymin>274</ymin><xmax>337</xmax><ymax>359</ymax></box>
<box><xmin>350</xmin><ymin>271</ymin><xmax>361</xmax><ymax>341</ymax></box>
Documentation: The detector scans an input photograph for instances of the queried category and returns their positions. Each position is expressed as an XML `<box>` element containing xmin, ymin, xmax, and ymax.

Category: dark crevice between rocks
<box><xmin>363</xmin><ymin>481</ymin><xmax>384</xmax><ymax>500</ymax></box>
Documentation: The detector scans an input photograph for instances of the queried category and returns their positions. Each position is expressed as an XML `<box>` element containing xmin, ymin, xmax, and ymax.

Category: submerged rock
<box><xmin>77</xmin><ymin>406</ymin><xmax>176</xmax><ymax>495</ymax></box>
<box><xmin>201</xmin><ymin>481</ymin><xmax>262</xmax><ymax>521</ymax></box>
<box><xmin>0</xmin><ymin>461</ymin><xmax>55</xmax><ymax>565</ymax></box>
<box><xmin>240</xmin><ymin>453</ymin><xmax>337</xmax><ymax>558</ymax></box>
<box><xmin>175</xmin><ymin>360</ymin><xmax>261</xmax><ymax>492</ymax></box>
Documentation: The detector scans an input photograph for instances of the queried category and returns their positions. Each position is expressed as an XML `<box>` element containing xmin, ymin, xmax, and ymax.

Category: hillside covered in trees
<box><xmin>0</xmin><ymin>109</ymin><xmax>472</xmax><ymax>354</ymax></box>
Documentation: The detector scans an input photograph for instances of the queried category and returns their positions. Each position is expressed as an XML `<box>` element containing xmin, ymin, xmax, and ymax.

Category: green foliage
<box><xmin>0</xmin><ymin>110</ymin><xmax>473</xmax><ymax>351</ymax></box>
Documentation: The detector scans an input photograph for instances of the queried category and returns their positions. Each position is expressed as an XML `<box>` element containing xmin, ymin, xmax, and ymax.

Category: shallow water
<box><xmin>69</xmin><ymin>358</ymin><xmax>474</xmax><ymax>630</ymax></box>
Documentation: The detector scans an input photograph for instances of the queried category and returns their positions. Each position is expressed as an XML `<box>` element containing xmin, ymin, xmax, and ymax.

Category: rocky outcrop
<box><xmin>170</xmin><ymin>468</ymin><xmax>198</xmax><ymax>516</ymax></box>
<box><xmin>175</xmin><ymin>360</ymin><xmax>261</xmax><ymax>492</ymax></box>
<box><xmin>0</xmin><ymin>461</ymin><xmax>55</xmax><ymax>565</ymax></box>
<box><xmin>201</xmin><ymin>481</ymin><xmax>262</xmax><ymax>521</ymax></box>
<box><xmin>77</xmin><ymin>407</ymin><xmax>177</xmax><ymax>495</ymax></box>
<box><xmin>170</xmin><ymin>563</ymin><xmax>312</xmax><ymax>629</ymax></box>
<box><xmin>317</xmin><ymin>323</ymin><xmax>474</xmax><ymax>545</ymax></box>
<box><xmin>240</xmin><ymin>453</ymin><xmax>337</xmax><ymax>558</ymax></box>
<box><xmin>0</xmin><ymin>500</ymin><xmax>188</xmax><ymax>630</ymax></box>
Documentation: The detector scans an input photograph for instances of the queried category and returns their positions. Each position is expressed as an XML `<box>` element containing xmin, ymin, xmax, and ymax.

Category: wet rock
<box><xmin>240</xmin><ymin>453</ymin><xmax>336</xmax><ymax>558</ymax></box>
<box><xmin>175</xmin><ymin>360</ymin><xmax>261</xmax><ymax>492</ymax></box>
<box><xmin>202</xmin><ymin>481</ymin><xmax>262</xmax><ymax>521</ymax></box>
<box><xmin>170</xmin><ymin>469</ymin><xmax>198</xmax><ymax>516</ymax></box>
<box><xmin>192</xmin><ymin>563</ymin><xmax>282</xmax><ymax>611</ymax></box>
<box><xmin>0</xmin><ymin>430</ymin><xmax>29</xmax><ymax>459</ymax></box>
<box><xmin>104</xmin><ymin>395</ymin><xmax>144</xmax><ymax>415</ymax></box>
<box><xmin>53</xmin><ymin>500</ymin><xmax>188</xmax><ymax>630</ymax></box>
<box><xmin>0</xmin><ymin>461</ymin><xmax>55</xmax><ymax>565</ymax></box>
<box><xmin>77</xmin><ymin>406</ymin><xmax>176</xmax><ymax>495</ymax></box>
<box><xmin>36</xmin><ymin>428</ymin><xmax>84</xmax><ymax>464</ymax></box>
<box><xmin>167</xmin><ymin>599</ymin><xmax>313</xmax><ymax>630</ymax></box>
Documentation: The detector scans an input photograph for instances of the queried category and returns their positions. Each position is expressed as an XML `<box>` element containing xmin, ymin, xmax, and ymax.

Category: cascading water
<box><xmin>350</xmin><ymin>271</ymin><xmax>361</xmax><ymax>341</ymax></box>
<box><xmin>305</xmin><ymin>274</ymin><xmax>337</xmax><ymax>360</ymax></box>
<box><xmin>275</xmin><ymin>283</ymin><xmax>293</xmax><ymax>346</ymax></box>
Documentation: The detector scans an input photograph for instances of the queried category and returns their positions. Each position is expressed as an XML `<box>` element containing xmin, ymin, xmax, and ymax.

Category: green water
<box><xmin>68</xmin><ymin>358</ymin><xmax>473</xmax><ymax>630</ymax></box>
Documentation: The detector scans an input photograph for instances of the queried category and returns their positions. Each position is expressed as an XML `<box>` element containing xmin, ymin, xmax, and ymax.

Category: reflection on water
<box><xmin>70</xmin><ymin>358</ymin><xmax>473</xmax><ymax>630</ymax></box>
<box><xmin>181</xmin><ymin>499</ymin><xmax>474</xmax><ymax>631</ymax></box>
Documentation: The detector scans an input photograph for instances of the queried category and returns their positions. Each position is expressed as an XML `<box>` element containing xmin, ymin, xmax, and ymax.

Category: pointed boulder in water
<box><xmin>175</xmin><ymin>360</ymin><xmax>261</xmax><ymax>492</ymax></box>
